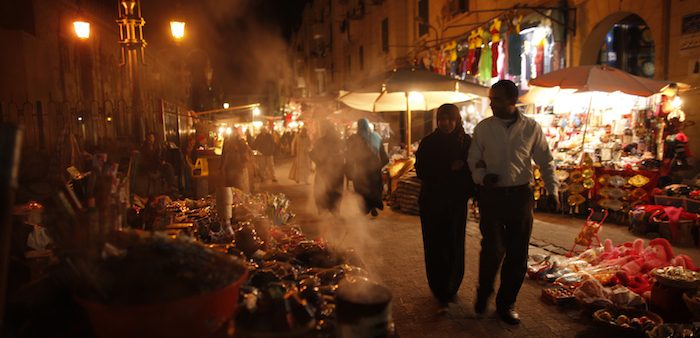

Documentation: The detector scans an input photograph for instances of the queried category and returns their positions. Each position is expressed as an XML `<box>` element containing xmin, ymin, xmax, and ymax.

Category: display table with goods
<box><xmin>94</xmin><ymin>188</ymin><xmax>395</xmax><ymax>338</ymax></box>
<box><xmin>527</xmin><ymin>236</ymin><xmax>700</xmax><ymax>337</ymax></box>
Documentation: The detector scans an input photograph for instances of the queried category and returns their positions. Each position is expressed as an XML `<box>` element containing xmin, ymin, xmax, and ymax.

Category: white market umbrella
<box><xmin>524</xmin><ymin>65</ymin><xmax>686</xmax><ymax>156</ymax></box>
<box><xmin>338</xmin><ymin>68</ymin><xmax>488</xmax><ymax>154</ymax></box>
<box><xmin>529</xmin><ymin>65</ymin><xmax>681</xmax><ymax>97</ymax></box>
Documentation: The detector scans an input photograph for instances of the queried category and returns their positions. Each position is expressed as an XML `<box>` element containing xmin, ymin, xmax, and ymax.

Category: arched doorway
<box><xmin>581</xmin><ymin>13</ymin><xmax>656</xmax><ymax>78</ymax></box>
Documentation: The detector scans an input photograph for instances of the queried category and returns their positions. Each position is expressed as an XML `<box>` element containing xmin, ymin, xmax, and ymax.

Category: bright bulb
<box><xmin>73</xmin><ymin>21</ymin><xmax>90</xmax><ymax>39</ymax></box>
<box><xmin>252</xmin><ymin>121</ymin><xmax>263</xmax><ymax>128</ymax></box>
<box><xmin>223</xmin><ymin>102</ymin><xmax>230</xmax><ymax>109</ymax></box>
<box><xmin>106</xmin><ymin>116</ymin><xmax>113</xmax><ymax>122</ymax></box>
<box><xmin>672</xmin><ymin>96</ymin><xmax>682</xmax><ymax>109</ymax></box>
<box><xmin>467</xmin><ymin>105</ymin><xmax>476</xmax><ymax>114</ymax></box>
<box><xmin>218</xmin><ymin>127</ymin><xmax>225</xmax><ymax>134</ymax></box>
<box><xmin>253</xmin><ymin>107</ymin><xmax>261</xmax><ymax>116</ymax></box>
<box><xmin>77</xmin><ymin>116</ymin><xmax>83</xmax><ymax>121</ymax></box>
<box><xmin>226</xmin><ymin>127</ymin><xmax>232</xmax><ymax>135</ymax></box>
<box><xmin>170</xmin><ymin>21</ymin><xmax>185</xmax><ymax>40</ymax></box>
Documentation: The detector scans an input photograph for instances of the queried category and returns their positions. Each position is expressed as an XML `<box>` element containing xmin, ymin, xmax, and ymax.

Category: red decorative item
<box><xmin>567</xmin><ymin>208</ymin><xmax>608</xmax><ymax>257</ymax></box>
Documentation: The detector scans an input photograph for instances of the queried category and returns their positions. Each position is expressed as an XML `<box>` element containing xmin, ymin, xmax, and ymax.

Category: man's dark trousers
<box><xmin>476</xmin><ymin>184</ymin><xmax>533</xmax><ymax>309</ymax></box>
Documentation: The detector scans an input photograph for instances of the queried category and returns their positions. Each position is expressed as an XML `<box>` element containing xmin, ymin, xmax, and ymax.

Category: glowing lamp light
<box><xmin>77</xmin><ymin>116</ymin><xmax>83</xmax><ymax>121</ymax></box>
<box><xmin>223</xmin><ymin>102</ymin><xmax>230</xmax><ymax>109</ymax></box>
<box><xmin>218</xmin><ymin>127</ymin><xmax>225</xmax><ymax>134</ymax></box>
<box><xmin>672</xmin><ymin>96</ymin><xmax>682</xmax><ymax>109</ymax></box>
<box><xmin>225</xmin><ymin>127</ymin><xmax>232</xmax><ymax>135</ymax></box>
<box><xmin>252</xmin><ymin>107</ymin><xmax>261</xmax><ymax>116</ymax></box>
<box><xmin>106</xmin><ymin>116</ymin><xmax>113</xmax><ymax>122</ymax></box>
<box><xmin>288</xmin><ymin>121</ymin><xmax>299</xmax><ymax>129</ymax></box>
<box><xmin>170</xmin><ymin>21</ymin><xmax>185</xmax><ymax>40</ymax></box>
<box><xmin>467</xmin><ymin>104</ymin><xmax>476</xmax><ymax>114</ymax></box>
<box><xmin>407</xmin><ymin>91</ymin><xmax>425</xmax><ymax>107</ymax></box>
<box><xmin>252</xmin><ymin>121</ymin><xmax>264</xmax><ymax>128</ymax></box>
<box><xmin>73</xmin><ymin>21</ymin><xmax>90</xmax><ymax>39</ymax></box>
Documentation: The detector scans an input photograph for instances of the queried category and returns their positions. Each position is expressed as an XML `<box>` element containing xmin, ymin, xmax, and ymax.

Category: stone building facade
<box><xmin>291</xmin><ymin>0</ymin><xmax>700</xmax><ymax>158</ymax></box>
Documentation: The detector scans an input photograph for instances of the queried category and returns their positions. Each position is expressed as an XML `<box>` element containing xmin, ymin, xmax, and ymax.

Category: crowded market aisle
<box><xmin>259</xmin><ymin>160</ymin><xmax>699</xmax><ymax>337</ymax></box>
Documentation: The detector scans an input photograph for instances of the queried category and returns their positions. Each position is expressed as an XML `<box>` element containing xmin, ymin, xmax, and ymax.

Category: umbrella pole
<box><xmin>405</xmin><ymin>92</ymin><xmax>412</xmax><ymax>156</ymax></box>
<box><xmin>579</xmin><ymin>96</ymin><xmax>593</xmax><ymax>163</ymax></box>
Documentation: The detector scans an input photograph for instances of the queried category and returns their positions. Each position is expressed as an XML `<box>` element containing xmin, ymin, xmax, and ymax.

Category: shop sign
<box><xmin>680</xmin><ymin>13</ymin><xmax>700</xmax><ymax>54</ymax></box>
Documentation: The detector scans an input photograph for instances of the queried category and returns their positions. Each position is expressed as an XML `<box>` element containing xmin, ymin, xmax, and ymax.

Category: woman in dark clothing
<box><xmin>310</xmin><ymin>121</ymin><xmax>345</xmax><ymax>214</ymax></box>
<box><xmin>345</xmin><ymin>118</ymin><xmax>388</xmax><ymax>216</ymax></box>
<box><xmin>415</xmin><ymin>104</ymin><xmax>475</xmax><ymax>308</ymax></box>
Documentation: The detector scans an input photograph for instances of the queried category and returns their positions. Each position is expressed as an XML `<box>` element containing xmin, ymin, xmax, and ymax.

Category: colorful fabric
<box><xmin>507</xmin><ymin>33</ymin><xmax>522</xmax><ymax>76</ymax></box>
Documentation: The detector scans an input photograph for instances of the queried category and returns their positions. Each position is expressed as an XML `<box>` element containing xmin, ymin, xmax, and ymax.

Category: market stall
<box><xmin>40</xmin><ymin>187</ymin><xmax>395</xmax><ymax>338</ymax></box>
<box><xmin>522</xmin><ymin>66</ymin><xmax>693</xmax><ymax>226</ymax></box>
<box><xmin>528</xmin><ymin>235</ymin><xmax>700</xmax><ymax>337</ymax></box>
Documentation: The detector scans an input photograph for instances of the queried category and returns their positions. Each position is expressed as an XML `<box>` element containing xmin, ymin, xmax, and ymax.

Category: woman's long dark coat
<box><xmin>415</xmin><ymin>129</ymin><xmax>474</xmax><ymax>303</ymax></box>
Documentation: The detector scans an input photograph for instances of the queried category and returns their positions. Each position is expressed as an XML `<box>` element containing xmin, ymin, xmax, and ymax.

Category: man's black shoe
<box><xmin>497</xmin><ymin>308</ymin><xmax>521</xmax><ymax>325</ymax></box>
<box><xmin>474</xmin><ymin>298</ymin><xmax>487</xmax><ymax>315</ymax></box>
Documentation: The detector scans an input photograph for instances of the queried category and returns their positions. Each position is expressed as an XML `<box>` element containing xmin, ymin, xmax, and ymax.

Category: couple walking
<box><xmin>416</xmin><ymin>80</ymin><xmax>560</xmax><ymax>325</ymax></box>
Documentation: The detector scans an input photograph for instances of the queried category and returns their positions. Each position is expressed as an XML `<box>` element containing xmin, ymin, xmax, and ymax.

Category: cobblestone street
<box><xmin>262</xmin><ymin>161</ymin><xmax>700</xmax><ymax>338</ymax></box>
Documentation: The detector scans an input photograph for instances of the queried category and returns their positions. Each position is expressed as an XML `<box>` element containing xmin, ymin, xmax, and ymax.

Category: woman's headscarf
<box><xmin>357</xmin><ymin>118</ymin><xmax>382</xmax><ymax>154</ymax></box>
<box><xmin>436</xmin><ymin>104</ymin><xmax>465</xmax><ymax>135</ymax></box>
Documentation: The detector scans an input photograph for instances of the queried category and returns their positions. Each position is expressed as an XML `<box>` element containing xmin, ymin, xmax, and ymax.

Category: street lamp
<box><xmin>73</xmin><ymin>21</ymin><xmax>91</xmax><ymax>39</ymax></box>
<box><xmin>170</xmin><ymin>20</ymin><xmax>185</xmax><ymax>40</ymax></box>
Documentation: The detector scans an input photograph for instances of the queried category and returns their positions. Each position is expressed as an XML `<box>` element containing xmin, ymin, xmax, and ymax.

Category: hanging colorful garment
<box><xmin>498</xmin><ymin>32</ymin><xmax>508</xmax><ymax>79</ymax></box>
<box><xmin>534</xmin><ymin>37</ymin><xmax>545</xmax><ymax>77</ymax></box>
<box><xmin>479</xmin><ymin>41</ymin><xmax>492</xmax><ymax>83</ymax></box>
<box><xmin>472</xmin><ymin>28</ymin><xmax>485</xmax><ymax>76</ymax></box>
<box><xmin>490</xmin><ymin>19</ymin><xmax>502</xmax><ymax>77</ymax></box>
<box><xmin>465</xmin><ymin>30</ymin><xmax>479</xmax><ymax>75</ymax></box>
<box><xmin>507</xmin><ymin>18</ymin><xmax>522</xmax><ymax>76</ymax></box>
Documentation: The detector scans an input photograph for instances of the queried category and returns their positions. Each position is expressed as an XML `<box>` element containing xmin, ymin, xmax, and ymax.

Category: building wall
<box><xmin>0</xmin><ymin>0</ymin><xmax>190</xmax><ymax>152</ymax></box>
<box><xmin>291</xmin><ymin>0</ymin><xmax>700</xmax><ymax>158</ymax></box>
<box><xmin>668</xmin><ymin>0</ymin><xmax>700</xmax><ymax>161</ymax></box>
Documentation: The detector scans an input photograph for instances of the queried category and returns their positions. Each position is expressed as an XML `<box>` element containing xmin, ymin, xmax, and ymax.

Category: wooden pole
<box><xmin>0</xmin><ymin>124</ymin><xmax>22</xmax><ymax>329</ymax></box>
<box><xmin>405</xmin><ymin>92</ymin><xmax>412</xmax><ymax>156</ymax></box>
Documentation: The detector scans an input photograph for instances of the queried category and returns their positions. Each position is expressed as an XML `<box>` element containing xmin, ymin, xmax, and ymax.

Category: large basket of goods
<box><xmin>653</xmin><ymin>266</ymin><xmax>700</xmax><ymax>289</ymax></box>
<box><xmin>593</xmin><ymin>308</ymin><xmax>662</xmax><ymax>338</ymax></box>
<box><xmin>75</xmin><ymin>230</ymin><xmax>248</xmax><ymax>338</ymax></box>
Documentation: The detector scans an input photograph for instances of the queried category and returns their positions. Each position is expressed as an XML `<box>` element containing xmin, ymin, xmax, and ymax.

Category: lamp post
<box><xmin>117</xmin><ymin>0</ymin><xmax>147</xmax><ymax>141</ymax></box>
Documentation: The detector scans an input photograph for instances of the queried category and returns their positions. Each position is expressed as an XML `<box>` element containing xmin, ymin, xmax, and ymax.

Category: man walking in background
<box><xmin>253</xmin><ymin>128</ymin><xmax>277</xmax><ymax>183</ymax></box>
<box><xmin>468</xmin><ymin>80</ymin><xmax>560</xmax><ymax>325</ymax></box>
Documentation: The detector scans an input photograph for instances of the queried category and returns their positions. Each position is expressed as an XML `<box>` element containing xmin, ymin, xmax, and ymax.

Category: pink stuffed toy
<box><xmin>640</xmin><ymin>238</ymin><xmax>675</xmax><ymax>273</ymax></box>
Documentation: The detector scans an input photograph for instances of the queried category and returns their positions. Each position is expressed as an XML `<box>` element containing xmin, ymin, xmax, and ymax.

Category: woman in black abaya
<box><xmin>415</xmin><ymin>103</ymin><xmax>475</xmax><ymax>308</ymax></box>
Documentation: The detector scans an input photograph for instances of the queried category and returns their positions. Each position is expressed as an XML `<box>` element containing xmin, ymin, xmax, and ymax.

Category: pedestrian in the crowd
<box><xmin>310</xmin><ymin>121</ymin><xmax>345</xmax><ymax>214</ymax></box>
<box><xmin>221</xmin><ymin>128</ymin><xmax>252</xmax><ymax>193</ymax></box>
<box><xmin>415</xmin><ymin>103</ymin><xmax>475</xmax><ymax>311</ymax></box>
<box><xmin>140</xmin><ymin>132</ymin><xmax>176</xmax><ymax>195</ymax></box>
<box><xmin>468</xmin><ymin>80</ymin><xmax>560</xmax><ymax>325</ymax></box>
<box><xmin>289</xmin><ymin>128</ymin><xmax>312</xmax><ymax>184</ymax></box>
<box><xmin>245</xmin><ymin>129</ymin><xmax>254</xmax><ymax>146</ymax></box>
<box><xmin>140</xmin><ymin>132</ymin><xmax>162</xmax><ymax>176</ymax></box>
<box><xmin>253</xmin><ymin>127</ymin><xmax>277</xmax><ymax>183</ymax></box>
<box><xmin>346</xmin><ymin>118</ymin><xmax>388</xmax><ymax>216</ymax></box>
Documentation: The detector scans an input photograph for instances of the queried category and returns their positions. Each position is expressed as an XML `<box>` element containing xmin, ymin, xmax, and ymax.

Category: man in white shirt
<box><xmin>468</xmin><ymin>80</ymin><xmax>560</xmax><ymax>325</ymax></box>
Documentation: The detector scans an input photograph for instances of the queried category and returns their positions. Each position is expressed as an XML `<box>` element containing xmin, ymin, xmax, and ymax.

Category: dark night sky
<box><xmin>256</xmin><ymin>0</ymin><xmax>311</xmax><ymax>41</ymax></box>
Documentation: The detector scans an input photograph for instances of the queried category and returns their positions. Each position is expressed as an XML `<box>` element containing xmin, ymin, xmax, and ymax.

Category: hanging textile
<box><xmin>473</xmin><ymin>28</ymin><xmax>486</xmax><ymax>76</ymax></box>
<box><xmin>490</xmin><ymin>19</ymin><xmax>502</xmax><ymax>77</ymax></box>
<box><xmin>507</xmin><ymin>17</ymin><xmax>522</xmax><ymax>76</ymax></box>
<box><xmin>535</xmin><ymin>38</ymin><xmax>545</xmax><ymax>78</ymax></box>
<box><xmin>479</xmin><ymin>41</ymin><xmax>492</xmax><ymax>83</ymax></box>
<box><xmin>498</xmin><ymin>32</ymin><xmax>508</xmax><ymax>79</ymax></box>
